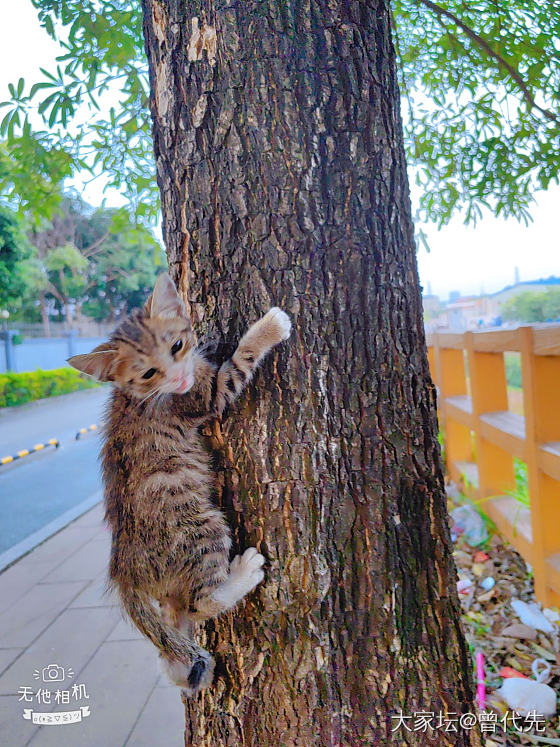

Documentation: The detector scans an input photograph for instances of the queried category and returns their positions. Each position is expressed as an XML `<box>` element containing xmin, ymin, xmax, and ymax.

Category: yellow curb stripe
<box><xmin>75</xmin><ymin>424</ymin><xmax>99</xmax><ymax>440</ymax></box>
<box><xmin>0</xmin><ymin>438</ymin><xmax>59</xmax><ymax>467</ymax></box>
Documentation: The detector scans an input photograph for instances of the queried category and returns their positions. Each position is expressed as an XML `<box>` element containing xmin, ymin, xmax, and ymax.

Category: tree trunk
<box><xmin>39</xmin><ymin>290</ymin><xmax>50</xmax><ymax>337</ymax></box>
<box><xmin>141</xmin><ymin>1</ymin><xmax>480</xmax><ymax>745</ymax></box>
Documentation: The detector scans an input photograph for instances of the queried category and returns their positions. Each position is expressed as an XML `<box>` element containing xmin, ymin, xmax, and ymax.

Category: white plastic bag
<box><xmin>450</xmin><ymin>505</ymin><xmax>488</xmax><ymax>546</ymax></box>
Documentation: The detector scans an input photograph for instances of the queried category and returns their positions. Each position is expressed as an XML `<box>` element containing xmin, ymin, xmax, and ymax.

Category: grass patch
<box><xmin>504</xmin><ymin>352</ymin><xmax>522</xmax><ymax>389</ymax></box>
<box><xmin>0</xmin><ymin>368</ymin><xmax>99</xmax><ymax>408</ymax></box>
<box><xmin>508</xmin><ymin>458</ymin><xmax>530</xmax><ymax>507</ymax></box>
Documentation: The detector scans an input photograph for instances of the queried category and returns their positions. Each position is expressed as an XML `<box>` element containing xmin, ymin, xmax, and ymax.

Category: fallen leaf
<box><xmin>500</xmin><ymin>623</ymin><xmax>538</xmax><ymax>641</ymax></box>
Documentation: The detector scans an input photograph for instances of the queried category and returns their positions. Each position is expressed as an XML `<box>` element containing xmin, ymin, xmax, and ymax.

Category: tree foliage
<box><xmin>0</xmin><ymin>204</ymin><xmax>31</xmax><ymax>310</ymax></box>
<box><xmin>501</xmin><ymin>287</ymin><xmax>560</xmax><ymax>323</ymax></box>
<box><xmin>1</xmin><ymin>1</ymin><xmax>559</xmax><ymax>227</ymax></box>
<box><xmin>395</xmin><ymin>0</ymin><xmax>560</xmax><ymax>225</ymax></box>
<box><xmin>9</xmin><ymin>195</ymin><xmax>165</xmax><ymax>322</ymax></box>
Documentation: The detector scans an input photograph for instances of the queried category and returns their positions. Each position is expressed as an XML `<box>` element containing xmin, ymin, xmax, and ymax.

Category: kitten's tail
<box><xmin>120</xmin><ymin>587</ymin><xmax>213</xmax><ymax>692</ymax></box>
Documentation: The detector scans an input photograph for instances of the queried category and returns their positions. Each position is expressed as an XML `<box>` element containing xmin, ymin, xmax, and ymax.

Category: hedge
<box><xmin>0</xmin><ymin>368</ymin><xmax>99</xmax><ymax>408</ymax></box>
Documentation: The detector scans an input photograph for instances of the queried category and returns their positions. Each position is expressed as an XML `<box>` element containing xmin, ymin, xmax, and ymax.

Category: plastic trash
<box><xmin>496</xmin><ymin>678</ymin><xmax>556</xmax><ymax>717</ymax></box>
<box><xmin>480</xmin><ymin>577</ymin><xmax>495</xmax><ymax>591</ymax></box>
<box><xmin>473</xmin><ymin>551</ymin><xmax>489</xmax><ymax>563</ymax></box>
<box><xmin>450</xmin><ymin>505</ymin><xmax>488</xmax><ymax>546</ymax></box>
<box><xmin>499</xmin><ymin>667</ymin><xmax>529</xmax><ymax>679</ymax></box>
<box><xmin>532</xmin><ymin>658</ymin><xmax>552</xmax><ymax>684</ymax></box>
<box><xmin>543</xmin><ymin>608</ymin><xmax>560</xmax><ymax>625</ymax></box>
<box><xmin>511</xmin><ymin>599</ymin><xmax>555</xmax><ymax>634</ymax></box>
<box><xmin>457</xmin><ymin>578</ymin><xmax>473</xmax><ymax>595</ymax></box>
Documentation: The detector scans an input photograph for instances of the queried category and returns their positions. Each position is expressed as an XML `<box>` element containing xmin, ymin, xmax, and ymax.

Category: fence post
<box><xmin>465</xmin><ymin>331</ymin><xmax>514</xmax><ymax>501</ymax></box>
<box><xmin>2</xmin><ymin>329</ymin><xmax>19</xmax><ymax>372</ymax></box>
<box><xmin>434</xmin><ymin>334</ymin><xmax>472</xmax><ymax>484</ymax></box>
<box><xmin>520</xmin><ymin>325</ymin><xmax>560</xmax><ymax>605</ymax></box>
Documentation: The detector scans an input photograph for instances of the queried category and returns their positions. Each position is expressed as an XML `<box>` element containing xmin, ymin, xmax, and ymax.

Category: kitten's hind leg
<box><xmin>189</xmin><ymin>548</ymin><xmax>265</xmax><ymax>621</ymax></box>
<box><xmin>159</xmin><ymin>598</ymin><xmax>215</xmax><ymax>695</ymax></box>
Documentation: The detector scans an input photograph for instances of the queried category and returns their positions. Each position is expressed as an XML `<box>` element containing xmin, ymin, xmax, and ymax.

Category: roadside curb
<box><xmin>0</xmin><ymin>438</ymin><xmax>59</xmax><ymax>467</ymax></box>
<box><xmin>76</xmin><ymin>424</ymin><xmax>99</xmax><ymax>440</ymax></box>
<box><xmin>0</xmin><ymin>490</ymin><xmax>103</xmax><ymax>572</ymax></box>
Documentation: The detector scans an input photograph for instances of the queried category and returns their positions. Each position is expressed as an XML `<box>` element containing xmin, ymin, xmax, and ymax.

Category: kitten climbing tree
<box><xmin>141</xmin><ymin>1</ymin><xmax>480</xmax><ymax>745</ymax></box>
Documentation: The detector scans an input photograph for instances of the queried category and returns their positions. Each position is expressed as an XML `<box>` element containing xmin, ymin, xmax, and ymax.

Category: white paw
<box><xmin>263</xmin><ymin>307</ymin><xmax>291</xmax><ymax>342</ymax></box>
<box><xmin>229</xmin><ymin>547</ymin><xmax>265</xmax><ymax>591</ymax></box>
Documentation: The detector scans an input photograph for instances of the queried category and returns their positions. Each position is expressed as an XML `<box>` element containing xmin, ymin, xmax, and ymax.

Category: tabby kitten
<box><xmin>68</xmin><ymin>274</ymin><xmax>291</xmax><ymax>695</ymax></box>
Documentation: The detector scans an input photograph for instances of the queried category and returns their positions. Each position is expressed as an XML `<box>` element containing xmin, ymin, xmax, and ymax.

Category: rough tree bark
<box><xmin>141</xmin><ymin>1</ymin><xmax>481</xmax><ymax>744</ymax></box>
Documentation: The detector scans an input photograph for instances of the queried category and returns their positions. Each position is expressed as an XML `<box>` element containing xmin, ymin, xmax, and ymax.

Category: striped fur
<box><xmin>68</xmin><ymin>274</ymin><xmax>291</xmax><ymax>694</ymax></box>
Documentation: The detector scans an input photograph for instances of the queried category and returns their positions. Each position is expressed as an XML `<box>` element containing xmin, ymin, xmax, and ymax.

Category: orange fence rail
<box><xmin>427</xmin><ymin>325</ymin><xmax>560</xmax><ymax>606</ymax></box>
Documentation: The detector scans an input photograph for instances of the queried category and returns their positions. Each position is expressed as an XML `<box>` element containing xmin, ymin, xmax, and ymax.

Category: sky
<box><xmin>1</xmin><ymin>1</ymin><xmax>559</xmax><ymax>302</ymax></box>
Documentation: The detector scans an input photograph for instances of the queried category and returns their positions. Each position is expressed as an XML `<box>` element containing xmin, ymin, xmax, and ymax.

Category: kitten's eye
<box><xmin>171</xmin><ymin>339</ymin><xmax>183</xmax><ymax>356</ymax></box>
<box><xmin>142</xmin><ymin>368</ymin><xmax>157</xmax><ymax>380</ymax></box>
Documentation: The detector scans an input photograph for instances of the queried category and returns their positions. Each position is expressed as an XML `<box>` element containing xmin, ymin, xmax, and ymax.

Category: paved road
<box><xmin>0</xmin><ymin>388</ymin><xmax>110</xmax><ymax>556</ymax></box>
<box><xmin>0</xmin><ymin>387</ymin><xmax>109</xmax><ymax>456</ymax></box>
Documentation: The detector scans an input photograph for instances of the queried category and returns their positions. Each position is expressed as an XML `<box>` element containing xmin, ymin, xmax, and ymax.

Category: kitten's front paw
<box><xmin>261</xmin><ymin>307</ymin><xmax>291</xmax><ymax>344</ymax></box>
<box><xmin>229</xmin><ymin>547</ymin><xmax>265</xmax><ymax>592</ymax></box>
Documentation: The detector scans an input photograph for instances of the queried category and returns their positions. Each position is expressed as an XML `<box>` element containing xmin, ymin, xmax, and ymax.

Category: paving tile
<box><xmin>41</xmin><ymin>538</ymin><xmax>109</xmax><ymax>584</ymax></box>
<box><xmin>0</xmin><ymin>693</ymin><xmax>31</xmax><ymax>747</ymax></box>
<box><xmin>68</xmin><ymin>574</ymin><xmax>118</xmax><ymax>609</ymax></box>
<box><xmin>0</xmin><ymin>649</ymin><xmax>23</xmax><ymax>677</ymax></box>
<box><xmin>71</xmin><ymin>503</ymin><xmax>105</xmax><ymax>528</ymax></box>
<box><xmin>106</xmin><ymin>618</ymin><xmax>143</xmax><ymax>642</ymax></box>
<box><xmin>0</xmin><ymin>606</ymin><xmax>121</xmax><ymax>695</ymax></box>
<box><xmin>126</xmin><ymin>683</ymin><xmax>185</xmax><ymax>746</ymax></box>
<box><xmin>0</xmin><ymin>581</ymin><xmax>85</xmax><ymax>649</ymax></box>
<box><xmin>27</xmin><ymin>639</ymin><xmax>160</xmax><ymax>747</ymax></box>
<box><xmin>0</xmin><ymin>563</ymin><xmax>52</xmax><ymax>616</ymax></box>
<box><xmin>155</xmin><ymin>672</ymin><xmax>175</xmax><ymax>688</ymax></box>
<box><xmin>17</xmin><ymin>526</ymin><xmax>101</xmax><ymax>570</ymax></box>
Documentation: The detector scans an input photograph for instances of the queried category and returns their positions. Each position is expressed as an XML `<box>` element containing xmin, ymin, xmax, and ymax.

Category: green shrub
<box><xmin>504</xmin><ymin>352</ymin><xmax>522</xmax><ymax>389</ymax></box>
<box><xmin>0</xmin><ymin>368</ymin><xmax>99</xmax><ymax>407</ymax></box>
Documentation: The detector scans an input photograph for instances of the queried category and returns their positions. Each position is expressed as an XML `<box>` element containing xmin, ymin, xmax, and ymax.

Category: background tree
<box><xmin>502</xmin><ymin>287</ymin><xmax>560</xmax><ymax>323</ymax></box>
<box><xmin>0</xmin><ymin>204</ymin><xmax>31</xmax><ymax>312</ymax></box>
<box><xmin>22</xmin><ymin>195</ymin><xmax>165</xmax><ymax>328</ymax></box>
<box><xmin>138</xmin><ymin>1</ymin><xmax>480</xmax><ymax>745</ymax></box>
<box><xmin>1</xmin><ymin>1</ymin><xmax>558</xmax><ymax>227</ymax></box>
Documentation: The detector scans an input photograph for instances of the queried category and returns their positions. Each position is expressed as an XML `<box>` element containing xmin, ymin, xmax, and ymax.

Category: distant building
<box><xmin>422</xmin><ymin>294</ymin><xmax>440</xmax><ymax>319</ymax></box>
<box><xmin>486</xmin><ymin>276</ymin><xmax>560</xmax><ymax>318</ymax></box>
<box><xmin>424</xmin><ymin>276</ymin><xmax>560</xmax><ymax>332</ymax></box>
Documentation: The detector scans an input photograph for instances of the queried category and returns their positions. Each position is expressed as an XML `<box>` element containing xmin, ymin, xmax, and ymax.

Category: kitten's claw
<box><xmin>263</xmin><ymin>307</ymin><xmax>291</xmax><ymax>342</ymax></box>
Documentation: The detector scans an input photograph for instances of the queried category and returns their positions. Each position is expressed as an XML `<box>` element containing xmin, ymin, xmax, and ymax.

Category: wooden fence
<box><xmin>427</xmin><ymin>325</ymin><xmax>560</xmax><ymax>606</ymax></box>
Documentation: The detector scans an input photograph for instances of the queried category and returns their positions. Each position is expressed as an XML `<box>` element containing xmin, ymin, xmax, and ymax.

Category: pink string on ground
<box><xmin>475</xmin><ymin>651</ymin><xmax>486</xmax><ymax>711</ymax></box>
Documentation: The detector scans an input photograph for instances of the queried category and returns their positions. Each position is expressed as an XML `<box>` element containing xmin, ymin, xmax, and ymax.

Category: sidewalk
<box><xmin>0</xmin><ymin>502</ymin><xmax>185</xmax><ymax>746</ymax></box>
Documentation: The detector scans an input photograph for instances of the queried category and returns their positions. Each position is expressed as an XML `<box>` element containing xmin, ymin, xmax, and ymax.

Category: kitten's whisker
<box><xmin>136</xmin><ymin>386</ymin><xmax>160</xmax><ymax>408</ymax></box>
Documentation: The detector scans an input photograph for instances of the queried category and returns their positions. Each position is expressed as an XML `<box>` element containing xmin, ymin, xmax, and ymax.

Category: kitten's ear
<box><xmin>68</xmin><ymin>342</ymin><xmax>118</xmax><ymax>382</ymax></box>
<box><xmin>147</xmin><ymin>274</ymin><xmax>186</xmax><ymax>319</ymax></box>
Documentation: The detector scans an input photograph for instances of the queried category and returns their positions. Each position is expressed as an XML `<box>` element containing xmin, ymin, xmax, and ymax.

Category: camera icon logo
<box><xmin>41</xmin><ymin>664</ymin><xmax>65</xmax><ymax>682</ymax></box>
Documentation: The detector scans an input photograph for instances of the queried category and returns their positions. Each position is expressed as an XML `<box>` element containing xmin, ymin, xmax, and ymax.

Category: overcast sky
<box><xmin>1</xmin><ymin>1</ymin><xmax>559</xmax><ymax>302</ymax></box>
